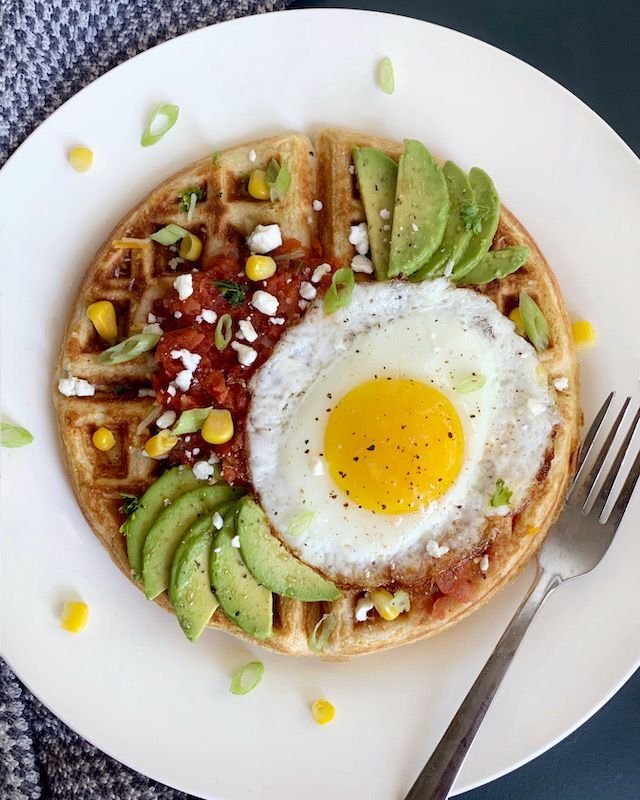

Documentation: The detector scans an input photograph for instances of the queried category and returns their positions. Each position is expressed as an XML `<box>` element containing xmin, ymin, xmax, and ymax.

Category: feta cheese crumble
<box><xmin>311</xmin><ymin>263</ymin><xmax>331</xmax><ymax>283</ymax></box>
<box><xmin>231</xmin><ymin>535</ymin><xmax>241</xmax><ymax>548</ymax></box>
<box><xmin>553</xmin><ymin>377</ymin><xmax>569</xmax><ymax>391</ymax></box>
<box><xmin>238</xmin><ymin>319</ymin><xmax>258</xmax><ymax>342</ymax></box>
<box><xmin>349</xmin><ymin>222</ymin><xmax>369</xmax><ymax>256</ymax></box>
<box><xmin>192</xmin><ymin>461</ymin><xmax>214</xmax><ymax>481</ymax></box>
<box><xmin>248</xmin><ymin>148</ymin><xmax>257</xmax><ymax>163</ymax></box>
<box><xmin>312</xmin><ymin>199</ymin><xmax>323</xmax><ymax>211</ymax></box>
<box><xmin>173</xmin><ymin>274</ymin><xmax>193</xmax><ymax>300</ymax></box>
<box><xmin>479</xmin><ymin>554</ymin><xmax>490</xmax><ymax>572</ymax></box>
<box><xmin>251</xmin><ymin>290</ymin><xmax>279</xmax><ymax>316</ymax></box>
<box><xmin>355</xmin><ymin>595</ymin><xmax>374</xmax><ymax>622</ymax></box>
<box><xmin>58</xmin><ymin>376</ymin><xmax>95</xmax><ymax>397</ymax></box>
<box><xmin>156</xmin><ymin>410</ymin><xmax>176</xmax><ymax>429</ymax></box>
<box><xmin>299</xmin><ymin>281</ymin><xmax>317</xmax><ymax>301</ymax></box>
<box><xmin>142</xmin><ymin>322</ymin><xmax>163</xmax><ymax>336</ymax></box>
<box><xmin>269</xmin><ymin>316</ymin><xmax>285</xmax><ymax>325</ymax></box>
<box><xmin>427</xmin><ymin>540</ymin><xmax>450</xmax><ymax>559</ymax></box>
<box><xmin>231</xmin><ymin>341</ymin><xmax>258</xmax><ymax>366</ymax></box>
<box><xmin>379</xmin><ymin>208</ymin><xmax>391</xmax><ymax>220</ymax></box>
<box><xmin>212</xmin><ymin>511</ymin><xmax>224</xmax><ymax>530</ymax></box>
<box><xmin>246</xmin><ymin>223</ymin><xmax>282</xmax><ymax>254</ymax></box>
<box><xmin>351</xmin><ymin>254</ymin><xmax>374</xmax><ymax>274</ymax></box>
<box><xmin>201</xmin><ymin>308</ymin><xmax>217</xmax><ymax>324</ymax></box>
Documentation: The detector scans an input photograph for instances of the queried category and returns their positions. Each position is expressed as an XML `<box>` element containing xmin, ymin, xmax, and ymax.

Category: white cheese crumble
<box><xmin>231</xmin><ymin>341</ymin><xmax>258</xmax><ymax>366</ymax></box>
<box><xmin>174</xmin><ymin>311</ymin><xmax>182</xmax><ymax>319</ymax></box>
<box><xmin>427</xmin><ymin>539</ymin><xmax>450</xmax><ymax>558</ymax></box>
<box><xmin>251</xmin><ymin>290</ymin><xmax>279</xmax><ymax>316</ymax></box>
<box><xmin>349</xmin><ymin>222</ymin><xmax>369</xmax><ymax>256</ymax></box>
<box><xmin>355</xmin><ymin>595</ymin><xmax>374</xmax><ymax>622</ymax></box>
<box><xmin>212</xmin><ymin>511</ymin><xmax>224</xmax><ymax>530</ymax></box>
<box><xmin>298</xmin><ymin>299</ymin><xmax>309</xmax><ymax>310</ymax></box>
<box><xmin>174</xmin><ymin>371</ymin><xmax>193</xmax><ymax>392</ymax></box>
<box><xmin>170</xmin><ymin>349</ymin><xmax>201</xmax><ymax>372</ymax></box>
<box><xmin>192</xmin><ymin>460</ymin><xmax>214</xmax><ymax>481</ymax></box>
<box><xmin>142</xmin><ymin>322</ymin><xmax>163</xmax><ymax>336</ymax></box>
<box><xmin>270</xmin><ymin>316</ymin><xmax>285</xmax><ymax>325</ymax></box>
<box><xmin>138</xmin><ymin>388</ymin><xmax>156</xmax><ymax>397</ymax></box>
<box><xmin>246</xmin><ymin>223</ymin><xmax>282</xmax><ymax>254</ymax></box>
<box><xmin>147</xmin><ymin>312</ymin><xmax>157</xmax><ymax>323</ymax></box>
<box><xmin>351</xmin><ymin>254</ymin><xmax>374</xmax><ymax>274</ymax></box>
<box><xmin>58</xmin><ymin>376</ymin><xmax>95</xmax><ymax>397</ymax></box>
<box><xmin>173</xmin><ymin>274</ymin><xmax>193</xmax><ymax>300</ymax></box>
<box><xmin>299</xmin><ymin>281</ymin><xmax>317</xmax><ymax>301</ymax></box>
<box><xmin>231</xmin><ymin>535</ymin><xmax>241</xmax><ymax>548</ymax></box>
<box><xmin>167</xmin><ymin>384</ymin><xmax>177</xmax><ymax>397</ymax></box>
<box><xmin>201</xmin><ymin>308</ymin><xmax>217</xmax><ymax>324</ymax></box>
<box><xmin>312</xmin><ymin>199</ymin><xmax>323</xmax><ymax>211</ymax></box>
<box><xmin>379</xmin><ymin>208</ymin><xmax>391</xmax><ymax>220</ymax></box>
<box><xmin>554</xmin><ymin>377</ymin><xmax>569</xmax><ymax>391</ymax></box>
<box><xmin>238</xmin><ymin>319</ymin><xmax>258</xmax><ymax>342</ymax></box>
<box><xmin>248</xmin><ymin>148</ymin><xmax>257</xmax><ymax>163</ymax></box>
<box><xmin>479</xmin><ymin>554</ymin><xmax>490</xmax><ymax>572</ymax></box>
<box><xmin>311</xmin><ymin>263</ymin><xmax>332</xmax><ymax>283</ymax></box>
<box><xmin>156</xmin><ymin>410</ymin><xmax>176</xmax><ymax>429</ymax></box>
<box><xmin>168</xmin><ymin>256</ymin><xmax>183</xmax><ymax>270</ymax></box>
<box><xmin>348</xmin><ymin>164</ymin><xmax>355</xmax><ymax>175</ymax></box>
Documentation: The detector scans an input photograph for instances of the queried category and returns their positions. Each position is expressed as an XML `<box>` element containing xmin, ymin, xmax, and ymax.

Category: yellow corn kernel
<box><xmin>60</xmin><ymin>601</ymin><xmax>89</xmax><ymax>633</ymax></box>
<box><xmin>92</xmin><ymin>427</ymin><xmax>115</xmax><ymax>452</ymax></box>
<box><xmin>68</xmin><ymin>146</ymin><xmax>93</xmax><ymax>172</ymax></box>
<box><xmin>247</xmin><ymin>169</ymin><xmax>270</xmax><ymax>200</ymax></box>
<box><xmin>370</xmin><ymin>588</ymin><xmax>400</xmax><ymax>621</ymax></box>
<box><xmin>179</xmin><ymin>232</ymin><xmax>203</xmax><ymax>261</ymax></box>
<box><xmin>87</xmin><ymin>300</ymin><xmax>118</xmax><ymax>342</ymax></box>
<box><xmin>572</xmin><ymin>320</ymin><xmax>596</xmax><ymax>349</ymax></box>
<box><xmin>245</xmin><ymin>255</ymin><xmax>277</xmax><ymax>282</ymax></box>
<box><xmin>311</xmin><ymin>699</ymin><xmax>335</xmax><ymax>726</ymax></box>
<box><xmin>201</xmin><ymin>409</ymin><xmax>234</xmax><ymax>445</ymax></box>
<box><xmin>145</xmin><ymin>429</ymin><xmax>178</xmax><ymax>458</ymax></box>
<box><xmin>527</xmin><ymin>525</ymin><xmax>540</xmax><ymax>537</ymax></box>
<box><xmin>112</xmin><ymin>238</ymin><xmax>151</xmax><ymax>250</ymax></box>
<box><xmin>509</xmin><ymin>307</ymin><xmax>524</xmax><ymax>336</ymax></box>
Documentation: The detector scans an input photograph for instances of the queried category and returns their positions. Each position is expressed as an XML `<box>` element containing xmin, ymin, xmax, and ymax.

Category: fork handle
<box><xmin>404</xmin><ymin>564</ymin><xmax>562</xmax><ymax>800</ymax></box>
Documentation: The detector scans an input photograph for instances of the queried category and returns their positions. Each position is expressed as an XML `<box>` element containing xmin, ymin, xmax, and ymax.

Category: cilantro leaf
<box><xmin>265</xmin><ymin>159</ymin><xmax>291</xmax><ymax>202</ymax></box>
<box><xmin>178</xmin><ymin>186</ymin><xmax>206</xmax><ymax>213</ymax></box>
<box><xmin>490</xmin><ymin>479</ymin><xmax>512</xmax><ymax>508</ymax></box>
<box><xmin>214</xmin><ymin>280</ymin><xmax>247</xmax><ymax>307</ymax></box>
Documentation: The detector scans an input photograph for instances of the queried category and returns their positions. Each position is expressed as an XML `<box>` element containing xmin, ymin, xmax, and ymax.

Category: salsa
<box><xmin>150</xmin><ymin>241</ymin><xmax>338</xmax><ymax>484</ymax></box>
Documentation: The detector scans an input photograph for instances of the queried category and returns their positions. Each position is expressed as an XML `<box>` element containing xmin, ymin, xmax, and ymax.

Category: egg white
<box><xmin>247</xmin><ymin>279</ymin><xmax>557</xmax><ymax>585</ymax></box>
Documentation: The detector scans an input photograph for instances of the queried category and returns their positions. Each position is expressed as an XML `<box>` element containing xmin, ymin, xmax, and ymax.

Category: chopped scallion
<box><xmin>378</xmin><ymin>56</ymin><xmax>395</xmax><ymax>94</ymax></box>
<box><xmin>140</xmin><ymin>104</ymin><xmax>180</xmax><ymax>147</ymax></box>
<box><xmin>308</xmin><ymin>613</ymin><xmax>337</xmax><ymax>654</ymax></box>
<box><xmin>1</xmin><ymin>423</ymin><xmax>33</xmax><ymax>448</ymax></box>
<box><xmin>98</xmin><ymin>332</ymin><xmax>161</xmax><ymax>364</ymax></box>
<box><xmin>230</xmin><ymin>661</ymin><xmax>264</xmax><ymax>695</ymax></box>
<box><xmin>171</xmin><ymin>407</ymin><xmax>212</xmax><ymax>436</ymax></box>
<box><xmin>265</xmin><ymin>159</ymin><xmax>291</xmax><ymax>202</ymax></box>
<box><xmin>150</xmin><ymin>224</ymin><xmax>189</xmax><ymax>246</ymax></box>
<box><xmin>287</xmin><ymin>511</ymin><xmax>315</xmax><ymax>537</ymax></box>
<box><xmin>214</xmin><ymin>314</ymin><xmax>233</xmax><ymax>351</ymax></box>
<box><xmin>454</xmin><ymin>373</ymin><xmax>486</xmax><ymax>393</ymax></box>
<box><xmin>490</xmin><ymin>479</ymin><xmax>512</xmax><ymax>508</ymax></box>
<box><xmin>323</xmin><ymin>268</ymin><xmax>355</xmax><ymax>314</ymax></box>
<box><xmin>519</xmin><ymin>291</ymin><xmax>549</xmax><ymax>352</ymax></box>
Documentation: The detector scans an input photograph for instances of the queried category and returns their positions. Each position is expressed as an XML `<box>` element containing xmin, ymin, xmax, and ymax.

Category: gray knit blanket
<box><xmin>0</xmin><ymin>3</ymin><xmax>289</xmax><ymax>797</ymax></box>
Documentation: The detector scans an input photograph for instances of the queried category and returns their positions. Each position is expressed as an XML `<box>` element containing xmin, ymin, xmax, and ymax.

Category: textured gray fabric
<box><xmin>0</xmin><ymin>5</ymin><xmax>290</xmax><ymax>797</ymax></box>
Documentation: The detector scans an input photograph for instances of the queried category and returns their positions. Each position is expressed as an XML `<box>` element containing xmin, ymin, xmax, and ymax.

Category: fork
<box><xmin>404</xmin><ymin>393</ymin><xmax>640</xmax><ymax>800</ymax></box>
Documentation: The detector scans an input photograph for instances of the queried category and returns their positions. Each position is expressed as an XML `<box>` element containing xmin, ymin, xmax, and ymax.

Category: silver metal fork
<box><xmin>404</xmin><ymin>393</ymin><xmax>640</xmax><ymax>800</ymax></box>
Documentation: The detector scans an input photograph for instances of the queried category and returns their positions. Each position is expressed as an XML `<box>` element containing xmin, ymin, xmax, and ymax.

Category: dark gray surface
<box><xmin>290</xmin><ymin>1</ymin><xmax>640</xmax><ymax>797</ymax></box>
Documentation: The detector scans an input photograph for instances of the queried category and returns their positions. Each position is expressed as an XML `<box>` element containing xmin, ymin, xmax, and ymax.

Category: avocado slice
<box><xmin>124</xmin><ymin>466</ymin><xmax>202</xmax><ymax>582</ymax></box>
<box><xmin>387</xmin><ymin>140</ymin><xmax>449</xmax><ymax>278</ymax></box>
<box><xmin>352</xmin><ymin>146</ymin><xmax>398</xmax><ymax>280</ymax></box>
<box><xmin>409</xmin><ymin>161</ymin><xmax>473</xmax><ymax>281</ymax></box>
<box><xmin>451</xmin><ymin>167</ymin><xmax>500</xmax><ymax>280</ymax></box>
<box><xmin>236</xmin><ymin>497</ymin><xmax>340</xmax><ymax>602</ymax></box>
<box><xmin>168</xmin><ymin>514</ymin><xmax>220</xmax><ymax>642</ymax></box>
<box><xmin>209</xmin><ymin>505</ymin><xmax>273</xmax><ymax>640</ymax></box>
<box><xmin>461</xmin><ymin>245</ymin><xmax>529</xmax><ymax>285</ymax></box>
<box><xmin>142</xmin><ymin>484</ymin><xmax>241</xmax><ymax>600</ymax></box>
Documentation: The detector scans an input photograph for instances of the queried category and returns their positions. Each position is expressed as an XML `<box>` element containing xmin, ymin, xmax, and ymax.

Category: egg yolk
<box><xmin>324</xmin><ymin>378</ymin><xmax>464</xmax><ymax>514</ymax></box>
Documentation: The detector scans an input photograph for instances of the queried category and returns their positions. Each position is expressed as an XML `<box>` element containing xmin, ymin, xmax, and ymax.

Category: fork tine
<box><xmin>568</xmin><ymin>396</ymin><xmax>631</xmax><ymax>506</ymax></box>
<box><xmin>589</xmin><ymin>406</ymin><xmax>640</xmax><ymax>518</ymax></box>
<box><xmin>607</xmin><ymin>444</ymin><xmax>640</xmax><ymax>531</ymax></box>
<box><xmin>575</xmin><ymin>392</ymin><xmax>615</xmax><ymax>477</ymax></box>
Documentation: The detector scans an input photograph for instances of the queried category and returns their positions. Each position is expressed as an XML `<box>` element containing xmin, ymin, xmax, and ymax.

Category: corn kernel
<box><xmin>247</xmin><ymin>169</ymin><xmax>270</xmax><ymax>200</ymax></box>
<box><xmin>201</xmin><ymin>409</ymin><xmax>234</xmax><ymax>445</ymax></box>
<box><xmin>145</xmin><ymin>429</ymin><xmax>178</xmax><ymax>458</ymax></box>
<box><xmin>311</xmin><ymin>699</ymin><xmax>335</xmax><ymax>725</ymax></box>
<box><xmin>179</xmin><ymin>232</ymin><xmax>203</xmax><ymax>261</ymax></box>
<box><xmin>60</xmin><ymin>601</ymin><xmax>89</xmax><ymax>633</ymax></box>
<box><xmin>87</xmin><ymin>300</ymin><xmax>118</xmax><ymax>341</ymax></box>
<box><xmin>370</xmin><ymin>588</ymin><xmax>400</xmax><ymax>621</ymax></box>
<box><xmin>527</xmin><ymin>525</ymin><xmax>540</xmax><ymax>537</ymax></box>
<box><xmin>572</xmin><ymin>320</ymin><xmax>596</xmax><ymax>349</ymax></box>
<box><xmin>68</xmin><ymin>146</ymin><xmax>94</xmax><ymax>172</ymax></box>
<box><xmin>92</xmin><ymin>426</ymin><xmax>115</xmax><ymax>451</ymax></box>
<box><xmin>245</xmin><ymin>255</ymin><xmax>277</xmax><ymax>282</ymax></box>
<box><xmin>509</xmin><ymin>307</ymin><xmax>524</xmax><ymax>336</ymax></box>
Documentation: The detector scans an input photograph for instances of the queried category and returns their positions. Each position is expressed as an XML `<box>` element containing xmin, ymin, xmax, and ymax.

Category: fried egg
<box><xmin>247</xmin><ymin>279</ymin><xmax>557</xmax><ymax>585</ymax></box>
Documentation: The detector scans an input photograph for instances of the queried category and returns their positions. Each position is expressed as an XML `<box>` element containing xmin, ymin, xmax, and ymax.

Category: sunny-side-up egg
<box><xmin>246</xmin><ymin>279</ymin><xmax>558</xmax><ymax>586</ymax></box>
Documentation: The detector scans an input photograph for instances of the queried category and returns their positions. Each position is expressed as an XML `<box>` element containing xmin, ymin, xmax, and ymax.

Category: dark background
<box><xmin>289</xmin><ymin>1</ymin><xmax>640</xmax><ymax>798</ymax></box>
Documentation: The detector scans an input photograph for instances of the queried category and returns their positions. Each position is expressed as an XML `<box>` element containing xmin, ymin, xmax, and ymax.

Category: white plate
<box><xmin>1</xmin><ymin>9</ymin><xmax>639</xmax><ymax>799</ymax></box>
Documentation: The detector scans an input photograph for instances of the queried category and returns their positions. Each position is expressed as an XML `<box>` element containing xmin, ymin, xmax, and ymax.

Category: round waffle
<box><xmin>54</xmin><ymin>128</ymin><xmax>580</xmax><ymax>658</ymax></box>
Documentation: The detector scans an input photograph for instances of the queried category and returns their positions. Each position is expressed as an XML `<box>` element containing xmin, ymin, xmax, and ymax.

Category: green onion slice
<box><xmin>287</xmin><ymin>511</ymin><xmax>315</xmax><ymax>537</ymax></box>
<box><xmin>211</xmin><ymin>150</ymin><xmax>221</xmax><ymax>165</ymax></box>
<box><xmin>378</xmin><ymin>57</ymin><xmax>395</xmax><ymax>94</ymax></box>
<box><xmin>214</xmin><ymin>314</ymin><xmax>233</xmax><ymax>351</ymax></box>
<box><xmin>141</xmin><ymin>104</ymin><xmax>180</xmax><ymax>147</ymax></box>
<box><xmin>454</xmin><ymin>373</ymin><xmax>486</xmax><ymax>393</ymax></box>
<box><xmin>1</xmin><ymin>422</ymin><xmax>34</xmax><ymax>448</ymax></box>
<box><xmin>308</xmin><ymin>613</ymin><xmax>337</xmax><ymax>654</ymax></box>
<box><xmin>98</xmin><ymin>332</ymin><xmax>161</xmax><ymax>364</ymax></box>
<box><xmin>324</xmin><ymin>268</ymin><xmax>355</xmax><ymax>314</ymax></box>
<box><xmin>490</xmin><ymin>478</ymin><xmax>513</xmax><ymax>508</ymax></box>
<box><xmin>519</xmin><ymin>291</ymin><xmax>549</xmax><ymax>352</ymax></box>
<box><xmin>265</xmin><ymin>159</ymin><xmax>292</xmax><ymax>202</ymax></box>
<box><xmin>230</xmin><ymin>661</ymin><xmax>264</xmax><ymax>695</ymax></box>
<box><xmin>171</xmin><ymin>407</ymin><xmax>212</xmax><ymax>436</ymax></box>
<box><xmin>150</xmin><ymin>224</ymin><xmax>189</xmax><ymax>246</ymax></box>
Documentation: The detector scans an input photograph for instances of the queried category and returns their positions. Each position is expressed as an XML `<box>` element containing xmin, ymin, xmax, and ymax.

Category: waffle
<box><xmin>54</xmin><ymin>129</ymin><xmax>580</xmax><ymax>659</ymax></box>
